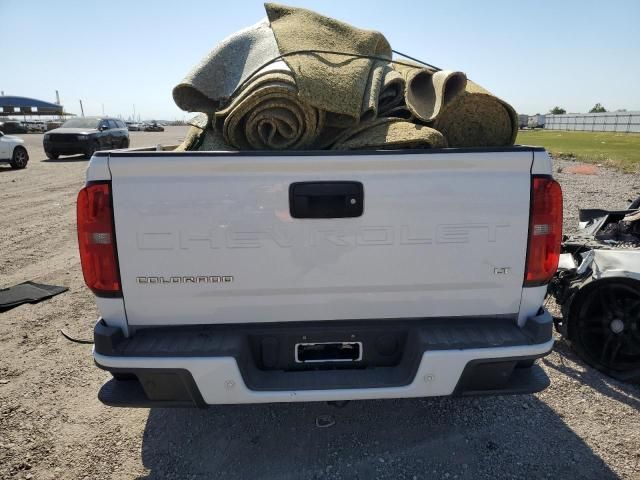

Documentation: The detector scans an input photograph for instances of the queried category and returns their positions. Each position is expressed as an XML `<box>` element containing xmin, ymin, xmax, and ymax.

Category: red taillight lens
<box><xmin>524</xmin><ymin>176</ymin><xmax>563</xmax><ymax>286</ymax></box>
<box><xmin>77</xmin><ymin>182</ymin><xmax>121</xmax><ymax>296</ymax></box>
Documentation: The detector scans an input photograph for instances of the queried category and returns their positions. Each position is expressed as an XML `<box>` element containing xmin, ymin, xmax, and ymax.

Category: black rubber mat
<box><xmin>0</xmin><ymin>281</ymin><xmax>68</xmax><ymax>312</ymax></box>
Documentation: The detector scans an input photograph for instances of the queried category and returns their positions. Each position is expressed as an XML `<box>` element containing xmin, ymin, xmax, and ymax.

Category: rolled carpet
<box><xmin>404</xmin><ymin>68</ymin><xmax>468</xmax><ymax>123</ymax></box>
<box><xmin>175</xmin><ymin>114</ymin><xmax>207</xmax><ymax>151</ymax></box>
<box><xmin>173</xmin><ymin>19</ymin><xmax>280</xmax><ymax>113</ymax></box>
<box><xmin>265</xmin><ymin>3</ymin><xmax>392</xmax><ymax>126</ymax></box>
<box><xmin>175</xmin><ymin>126</ymin><xmax>233</xmax><ymax>151</ymax></box>
<box><xmin>378</xmin><ymin>64</ymin><xmax>406</xmax><ymax>116</ymax></box>
<box><xmin>174</xmin><ymin>126</ymin><xmax>201</xmax><ymax>151</ymax></box>
<box><xmin>214</xmin><ymin>62</ymin><xmax>325</xmax><ymax>150</ymax></box>
<box><xmin>175</xmin><ymin>114</ymin><xmax>233</xmax><ymax>152</ymax></box>
<box><xmin>360</xmin><ymin>60</ymin><xmax>388</xmax><ymax>122</ymax></box>
<box><xmin>432</xmin><ymin>80</ymin><xmax>518</xmax><ymax>147</ymax></box>
<box><xmin>332</xmin><ymin>118</ymin><xmax>447</xmax><ymax>150</ymax></box>
<box><xmin>381</xmin><ymin>106</ymin><xmax>413</xmax><ymax>120</ymax></box>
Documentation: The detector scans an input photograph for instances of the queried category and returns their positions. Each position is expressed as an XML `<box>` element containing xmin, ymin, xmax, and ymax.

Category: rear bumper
<box><xmin>94</xmin><ymin>311</ymin><xmax>554</xmax><ymax>407</ymax></box>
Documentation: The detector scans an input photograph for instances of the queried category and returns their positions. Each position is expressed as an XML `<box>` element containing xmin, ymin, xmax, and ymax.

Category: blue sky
<box><xmin>2</xmin><ymin>0</ymin><xmax>639</xmax><ymax>120</ymax></box>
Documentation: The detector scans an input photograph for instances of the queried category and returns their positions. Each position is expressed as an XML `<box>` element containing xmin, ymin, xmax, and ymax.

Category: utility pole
<box><xmin>79</xmin><ymin>100</ymin><xmax>85</xmax><ymax>117</ymax></box>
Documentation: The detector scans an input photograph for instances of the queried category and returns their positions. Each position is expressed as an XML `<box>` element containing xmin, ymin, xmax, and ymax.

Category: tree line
<box><xmin>548</xmin><ymin>103</ymin><xmax>609</xmax><ymax>115</ymax></box>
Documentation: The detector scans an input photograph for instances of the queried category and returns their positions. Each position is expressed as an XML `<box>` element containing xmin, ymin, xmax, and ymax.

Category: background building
<box><xmin>0</xmin><ymin>95</ymin><xmax>68</xmax><ymax>117</ymax></box>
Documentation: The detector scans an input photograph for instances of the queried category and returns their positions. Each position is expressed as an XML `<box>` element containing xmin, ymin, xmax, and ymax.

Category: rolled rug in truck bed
<box><xmin>432</xmin><ymin>80</ymin><xmax>518</xmax><ymax>147</ymax></box>
<box><xmin>360</xmin><ymin>60</ymin><xmax>388</xmax><ymax>122</ymax></box>
<box><xmin>332</xmin><ymin>117</ymin><xmax>446</xmax><ymax>150</ymax></box>
<box><xmin>172</xmin><ymin>19</ymin><xmax>281</xmax><ymax>113</ymax></box>
<box><xmin>392</xmin><ymin>63</ymin><xmax>516</xmax><ymax>147</ymax></box>
<box><xmin>265</xmin><ymin>3</ymin><xmax>392</xmax><ymax>127</ymax></box>
<box><xmin>402</xmin><ymin>67</ymin><xmax>468</xmax><ymax>123</ymax></box>
<box><xmin>175</xmin><ymin>114</ymin><xmax>233</xmax><ymax>152</ymax></box>
<box><xmin>172</xmin><ymin>4</ymin><xmax>518</xmax><ymax>151</ymax></box>
<box><xmin>377</xmin><ymin>64</ymin><xmax>406</xmax><ymax>116</ymax></box>
<box><xmin>214</xmin><ymin>63</ymin><xmax>325</xmax><ymax>150</ymax></box>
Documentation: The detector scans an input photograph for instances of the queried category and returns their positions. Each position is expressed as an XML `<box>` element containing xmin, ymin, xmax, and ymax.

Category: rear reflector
<box><xmin>77</xmin><ymin>182</ymin><xmax>121</xmax><ymax>296</ymax></box>
<box><xmin>524</xmin><ymin>176</ymin><xmax>563</xmax><ymax>287</ymax></box>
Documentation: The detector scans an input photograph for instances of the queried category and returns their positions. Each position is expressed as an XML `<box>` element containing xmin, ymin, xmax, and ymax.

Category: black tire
<box><xmin>121</xmin><ymin>138</ymin><xmax>129</xmax><ymax>148</ymax></box>
<box><xmin>84</xmin><ymin>141</ymin><xmax>99</xmax><ymax>159</ymax></box>
<box><xmin>566</xmin><ymin>278</ymin><xmax>640</xmax><ymax>379</ymax></box>
<box><xmin>46</xmin><ymin>151</ymin><xmax>59</xmax><ymax>160</ymax></box>
<box><xmin>9</xmin><ymin>146</ymin><xmax>29</xmax><ymax>169</ymax></box>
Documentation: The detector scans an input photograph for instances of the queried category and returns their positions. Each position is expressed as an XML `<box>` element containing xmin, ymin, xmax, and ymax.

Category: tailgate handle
<box><xmin>289</xmin><ymin>181</ymin><xmax>364</xmax><ymax>219</ymax></box>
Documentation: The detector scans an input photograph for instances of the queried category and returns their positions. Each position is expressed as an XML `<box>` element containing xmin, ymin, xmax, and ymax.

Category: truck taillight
<box><xmin>524</xmin><ymin>176</ymin><xmax>563</xmax><ymax>287</ymax></box>
<box><xmin>77</xmin><ymin>182</ymin><xmax>121</xmax><ymax>296</ymax></box>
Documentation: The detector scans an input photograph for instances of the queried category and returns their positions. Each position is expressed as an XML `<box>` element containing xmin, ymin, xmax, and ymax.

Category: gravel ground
<box><xmin>1</xmin><ymin>131</ymin><xmax>639</xmax><ymax>479</ymax></box>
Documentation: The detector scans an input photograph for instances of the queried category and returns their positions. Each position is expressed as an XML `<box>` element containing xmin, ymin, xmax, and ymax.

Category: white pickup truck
<box><xmin>79</xmin><ymin>146</ymin><xmax>562</xmax><ymax>407</ymax></box>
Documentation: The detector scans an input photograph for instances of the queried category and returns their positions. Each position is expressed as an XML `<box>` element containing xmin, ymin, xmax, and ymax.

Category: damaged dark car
<box><xmin>549</xmin><ymin>195</ymin><xmax>640</xmax><ymax>382</ymax></box>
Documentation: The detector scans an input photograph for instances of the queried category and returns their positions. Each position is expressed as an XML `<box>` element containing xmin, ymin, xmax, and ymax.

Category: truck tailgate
<box><xmin>108</xmin><ymin>150</ymin><xmax>533</xmax><ymax>326</ymax></box>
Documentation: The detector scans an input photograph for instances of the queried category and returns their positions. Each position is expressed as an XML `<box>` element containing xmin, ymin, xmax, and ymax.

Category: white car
<box><xmin>0</xmin><ymin>131</ymin><xmax>29</xmax><ymax>169</ymax></box>
<box><xmin>28</xmin><ymin>122</ymin><xmax>47</xmax><ymax>133</ymax></box>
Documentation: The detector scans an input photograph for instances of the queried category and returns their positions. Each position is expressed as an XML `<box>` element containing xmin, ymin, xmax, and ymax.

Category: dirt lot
<box><xmin>1</xmin><ymin>128</ymin><xmax>639</xmax><ymax>480</ymax></box>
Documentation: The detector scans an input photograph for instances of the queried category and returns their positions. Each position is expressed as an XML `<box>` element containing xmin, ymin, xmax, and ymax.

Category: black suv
<box><xmin>0</xmin><ymin>121</ymin><xmax>28</xmax><ymax>134</ymax></box>
<box><xmin>43</xmin><ymin>117</ymin><xmax>129</xmax><ymax>159</ymax></box>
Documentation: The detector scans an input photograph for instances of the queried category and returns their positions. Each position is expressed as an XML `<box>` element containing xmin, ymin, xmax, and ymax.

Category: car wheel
<box><xmin>121</xmin><ymin>138</ymin><xmax>129</xmax><ymax>148</ymax></box>
<box><xmin>85</xmin><ymin>141</ymin><xmax>99</xmax><ymax>159</ymax></box>
<box><xmin>567</xmin><ymin>278</ymin><xmax>640</xmax><ymax>379</ymax></box>
<box><xmin>46</xmin><ymin>151</ymin><xmax>59</xmax><ymax>160</ymax></box>
<box><xmin>9</xmin><ymin>146</ymin><xmax>29</xmax><ymax>169</ymax></box>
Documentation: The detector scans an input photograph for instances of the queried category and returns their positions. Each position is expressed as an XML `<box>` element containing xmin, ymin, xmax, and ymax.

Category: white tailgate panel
<box><xmin>109</xmin><ymin>152</ymin><xmax>532</xmax><ymax>326</ymax></box>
